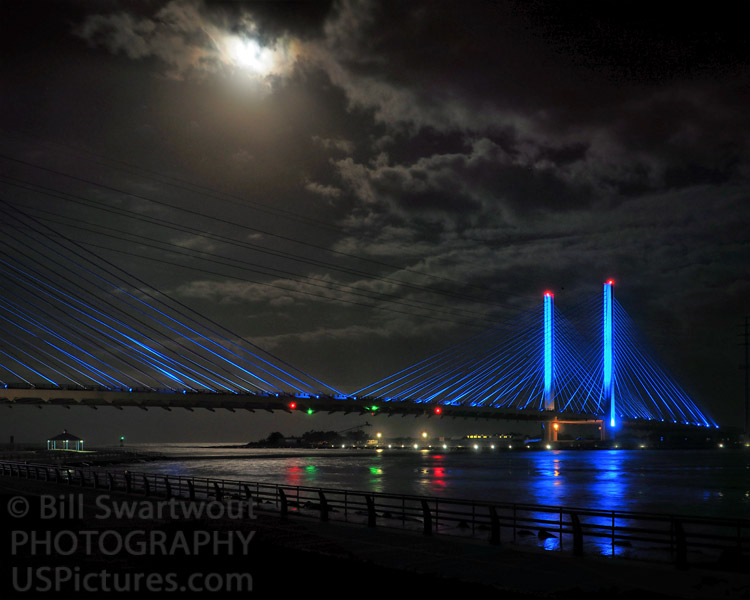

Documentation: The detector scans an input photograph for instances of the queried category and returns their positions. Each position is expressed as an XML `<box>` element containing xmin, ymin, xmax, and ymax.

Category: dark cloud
<box><xmin>73</xmin><ymin>0</ymin><xmax>301</xmax><ymax>80</ymax></box>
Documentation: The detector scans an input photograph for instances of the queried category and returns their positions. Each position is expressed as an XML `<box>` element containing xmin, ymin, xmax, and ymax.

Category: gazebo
<box><xmin>47</xmin><ymin>429</ymin><xmax>84</xmax><ymax>451</ymax></box>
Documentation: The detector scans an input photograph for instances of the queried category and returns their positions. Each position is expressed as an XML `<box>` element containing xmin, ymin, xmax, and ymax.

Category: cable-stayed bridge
<box><xmin>353</xmin><ymin>285</ymin><xmax>717</xmax><ymax>437</ymax></box>
<box><xmin>0</xmin><ymin>202</ymin><xmax>718</xmax><ymax>433</ymax></box>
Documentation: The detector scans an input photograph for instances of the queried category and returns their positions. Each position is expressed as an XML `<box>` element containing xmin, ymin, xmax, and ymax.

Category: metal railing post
<box><xmin>571</xmin><ymin>512</ymin><xmax>583</xmax><ymax>557</ymax></box>
<box><xmin>421</xmin><ymin>499</ymin><xmax>432</xmax><ymax>536</ymax></box>
<box><xmin>674</xmin><ymin>519</ymin><xmax>688</xmax><ymax>569</ymax></box>
<box><xmin>365</xmin><ymin>495</ymin><xmax>376</xmax><ymax>528</ymax></box>
<box><xmin>489</xmin><ymin>506</ymin><xmax>501</xmax><ymax>545</ymax></box>
<box><xmin>278</xmin><ymin>488</ymin><xmax>288</xmax><ymax>519</ymax></box>
<box><xmin>318</xmin><ymin>491</ymin><xmax>329</xmax><ymax>522</ymax></box>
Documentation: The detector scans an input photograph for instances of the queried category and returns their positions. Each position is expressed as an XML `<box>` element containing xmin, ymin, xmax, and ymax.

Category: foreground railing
<box><xmin>1</xmin><ymin>459</ymin><xmax>747</xmax><ymax>569</ymax></box>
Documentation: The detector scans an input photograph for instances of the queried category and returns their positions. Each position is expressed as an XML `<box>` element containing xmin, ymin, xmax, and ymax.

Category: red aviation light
<box><xmin>544</xmin><ymin>291</ymin><xmax>553</xmax><ymax>298</ymax></box>
<box><xmin>289</xmin><ymin>402</ymin><xmax>297</xmax><ymax>410</ymax></box>
<box><xmin>606</xmin><ymin>279</ymin><xmax>615</xmax><ymax>286</ymax></box>
<box><xmin>434</xmin><ymin>406</ymin><xmax>443</xmax><ymax>415</ymax></box>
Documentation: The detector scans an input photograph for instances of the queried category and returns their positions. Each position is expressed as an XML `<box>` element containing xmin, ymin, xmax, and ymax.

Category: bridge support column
<box><xmin>543</xmin><ymin>291</ymin><xmax>555</xmax><ymax>411</ymax></box>
<box><xmin>543</xmin><ymin>420</ymin><xmax>559</xmax><ymax>442</ymax></box>
<box><xmin>603</xmin><ymin>280</ymin><xmax>616</xmax><ymax>435</ymax></box>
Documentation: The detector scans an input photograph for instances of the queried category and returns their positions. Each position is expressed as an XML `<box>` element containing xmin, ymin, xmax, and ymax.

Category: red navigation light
<box><xmin>606</xmin><ymin>279</ymin><xmax>615</xmax><ymax>285</ymax></box>
<box><xmin>289</xmin><ymin>402</ymin><xmax>297</xmax><ymax>410</ymax></box>
<box><xmin>544</xmin><ymin>291</ymin><xmax>553</xmax><ymax>298</ymax></box>
<box><xmin>434</xmin><ymin>406</ymin><xmax>443</xmax><ymax>415</ymax></box>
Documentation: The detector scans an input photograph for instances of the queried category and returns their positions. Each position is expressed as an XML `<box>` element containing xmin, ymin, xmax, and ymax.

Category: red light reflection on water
<box><xmin>285</xmin><ymin>465</ymin><xmax>302</xmax><ymax>485</ymax></box>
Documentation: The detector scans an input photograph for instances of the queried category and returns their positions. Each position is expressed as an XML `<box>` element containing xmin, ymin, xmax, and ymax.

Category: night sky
<box><xmin>1</xmin><ymin>1</ymin><xmax>748</xmax><ymax>444</ymax></box>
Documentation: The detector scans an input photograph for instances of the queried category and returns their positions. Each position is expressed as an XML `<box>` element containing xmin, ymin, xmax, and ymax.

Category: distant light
<box><xmin>413</xmin><ymin>444</ymin><xmax>419</xmax><ymax>449</ymax></box>
<box><xmin>422</xmin><ymin>432</ymin><xmax>428</xmax><ymax>438</ymax></box>
<box><xmin>718</xmin><ymin>443</ymin><xmax>724</xmax><ymax>448</ymax></box>
<box><xmin>546</xmin><ymin>444</ymin><xmax>552</xmax><ymax>450</ymax></box>
<box><xmin>376</xmin><ymin>432</ymin><xmax>382</xmax><ymax>438</ymax></box>
<box><xmin>553</xmin><ymin>423</ymin><xmax>559</xmax><ymax>431</ymax></box>
<box><xmin>307</xmin><ymin>408</ymin><xmax>314</xmax><ymax>415</ymax></box>
<box><xmin>442</xmin><ymin>444</ymin><xmax>447</xmax><ymax>449</ymax></box>
<box><xmin>376</xmin><ymin>449</ymin><xmax>383</xmax><ymax>453</ymax></box>
<box><xmin>508</xmin><ymin>445</ymin><xmax>512</xmax><ymax>449</ymax></box>
<box><xmin>341</xmin><ymin>444</ymin><xmax>345</xmax><ymax>448</ymax></box>
<box><xmin>490</xmin><ymin>444</ymin><xmax>495</xmax><ymax>449</ymax></box>
<box><xmin>388</xmin><ymin>445</ymin><xmax>392</xmax><ymax>449</ymax></box>
<box><xmin>473</xmin><ymin>444</ymin><xmax>479</xmax><ymax>450</ymax></box>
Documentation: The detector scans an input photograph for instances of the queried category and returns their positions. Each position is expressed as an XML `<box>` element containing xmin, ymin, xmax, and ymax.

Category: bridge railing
<box><xmin>1</xmin><ymin>459</ymin><xmax>747</xmax><ymax>568</ymax></box>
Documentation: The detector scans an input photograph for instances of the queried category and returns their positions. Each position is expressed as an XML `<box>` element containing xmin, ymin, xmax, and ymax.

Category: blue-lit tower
<box><xmin>543</xmin><ymin>291</ymin><xmax>555</xmax><ymax>411</ymax></box>
<box><xmin>603</xmin><ymin>280</ymin><xmax>615</xmax><ymax>430</ymax></box>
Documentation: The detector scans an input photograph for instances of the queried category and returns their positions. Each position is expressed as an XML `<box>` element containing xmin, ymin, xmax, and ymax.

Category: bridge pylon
<box><xmin>603</xmin><ymin>280</ymin><xmax>616</xmax><ymax>436</ymax></box>
<box><xmin>543</xmin><ymin>291</ymin><xmax>555</xmax><ymax>411</ymax></box>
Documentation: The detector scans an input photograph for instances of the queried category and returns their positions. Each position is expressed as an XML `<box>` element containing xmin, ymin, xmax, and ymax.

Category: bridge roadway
<box><xmin>0</xmin><ymin>386</ymin><xmax>708</xmax><ymax>433</ymax></box>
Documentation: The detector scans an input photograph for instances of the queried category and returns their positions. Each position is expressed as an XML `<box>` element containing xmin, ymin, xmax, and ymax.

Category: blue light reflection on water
<box><xmin>129</xmin><ymin>447</ymin><xmax>750</xmax><ymax>519</ymax></box>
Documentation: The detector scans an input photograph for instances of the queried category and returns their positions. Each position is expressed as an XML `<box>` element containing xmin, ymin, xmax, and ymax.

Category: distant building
<box><xmin>46</xmin><ymin>429</ymin><xmax>84</xmax><ymax>451</ymax></box>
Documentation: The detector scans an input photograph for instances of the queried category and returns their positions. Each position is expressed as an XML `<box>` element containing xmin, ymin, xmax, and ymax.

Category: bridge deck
<box><xmin>0</xmin><ymin>387</ymin><xmax>712</xmax><ymax>431</ymax></box>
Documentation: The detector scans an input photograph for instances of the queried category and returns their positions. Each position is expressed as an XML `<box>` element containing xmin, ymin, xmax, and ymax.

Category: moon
<box><xmin>229</xmin><ymin>37</ymin><xmax>274</xmax><ymax>75</ymax></box>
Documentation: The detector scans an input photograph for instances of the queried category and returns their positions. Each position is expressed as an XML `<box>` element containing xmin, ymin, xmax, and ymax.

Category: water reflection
<box><xmin>285</xmin><ymin>465</ymin><xmax>302</xmax><ymax>485</ymax></box>
<box><xmin>529</xmin><ymin>452</ymin><xmax>569</xmax><ymax>507</ymax></box>
<box><xmin>131</xmin><ymin>448</ymin><xmax>750</xmax><ymax>519</ymax></box>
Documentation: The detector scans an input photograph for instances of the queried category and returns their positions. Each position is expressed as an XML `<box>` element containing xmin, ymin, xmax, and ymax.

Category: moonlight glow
<box><xmin>229</xmin><ymin>37</ymin><xmax>274</xmax><ymax>75</ymax></box>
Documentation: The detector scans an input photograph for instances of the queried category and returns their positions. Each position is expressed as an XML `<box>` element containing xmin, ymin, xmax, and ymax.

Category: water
<box><xmin>126</xmin><ymin>445</ymin><xmax>750</xmax><ymax>519</ymax></box>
